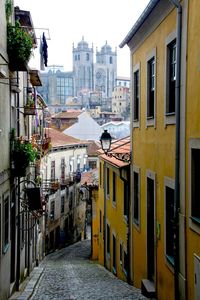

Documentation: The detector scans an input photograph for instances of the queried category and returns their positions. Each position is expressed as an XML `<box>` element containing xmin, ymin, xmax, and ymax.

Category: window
<box><xmin>124</xmin><ymin>182</ymin><xmax>129</xmax><ymax>218</ymax></box>
<box><xmin>123</xmin><ymin>250</ymin><xmax>128</xmax><ymax>276</ymax></box>
<box><xmin>147</xmin><ymin>57</ymin><xmax>155</xmax><ymax>118</ymax></box>
<box><xmin>69</xmin><ymin>192</ymin><xmax>73</xmax><ymax>210</ymax></box>
<box><xmin>61</xmin><ymin>158</ymin><xmax>65</xmax><ymax>181</ymax></box>
<box><xmin>99</xmin><ymin>162</ymin><xmax>102</xmax><ymax>187</ymax></box>
<box><xmin>110</xmin><ymin>56</ymin><xmax>113</xmax><ymax>64</ymax></box>
<box><xmin>112</xmin><ymin>234</ymin><xmax>116</xmax><ymax>271</ymax></box>
<box><xmin>61</xmin><ymin>196</ymin><xmax>65</xmax><ymax>214</ymax></box>
<box><xmin>50</xmin><ymin>201</ymin><xmax>55</xmax><ymax>220</ymax></box>
<box><xmin>100</xmin><ymin>210</ymin><xmax>102</xmax><ymax>233</ymax></box>
<box><xmin>133</xmin><ymin>69</ymin><xmax>140</xmax><ymax>121</ymax></box>
<box><xmin>51</xmin><ymin>161</ymin><xmax>55</xmax><ymax>180</ymax></box>
<box><xmin>106</xmin><ymin>167</ymin><xmax>110</xmax><ymax>196</ymax></box>
<box><xmin>3</xmin><ymin>194</ymin><xmax>9</xmax><ymax>253</ymax></box>
<box><xmin>69</xmin><ymin>160</ymin><xmax>73</xmax><ymax>173</ymax></box>
<box><xmin>106</xmin><ymin>224</ymin><xmax>110</xmax><ymax>255</ymax></box>
<box><xmin>165</xmin><ymin>186</ymin><xmax>175</xmax><ymax>265</ymax></box>
<box><xmin>166</xmin><ymin>40</ymin><xmax>176</xmax><ymax>114</ymax></box>
<box><xmin>77</xmin><ymin>156</ymin><xmax>81</xmax><ymax>171</ymax></box>
<box><xmin>133</xmin><ymin>171</ymin><xmax>139</xmax><ymax>225</ymax></box>
<box><xmin>86</xmin><ymin>53</ymin><xmax>89</xmax><ymax>61</ymax></box>
<box><xmin>191</xmin><ymin>149</ymin><xmax>200</xmax><ymax>223</ymax></box>
<box><xmin>120</xmin><ymin>243</ymin><xmax>123</xmax><ymax>265</ymax></box>
<box><xmin>112</xmin><ymin>172</ymin><xmax>116</xmax><ymax>203</ymax></box>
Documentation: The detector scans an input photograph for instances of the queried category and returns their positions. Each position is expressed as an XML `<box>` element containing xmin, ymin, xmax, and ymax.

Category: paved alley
<box><xmin>28</xmin><ymin>240</ymin><xmax>146</xmax><ymax>300</ymax></box>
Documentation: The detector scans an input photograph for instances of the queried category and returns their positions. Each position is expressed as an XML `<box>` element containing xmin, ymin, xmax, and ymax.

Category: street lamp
<box><xmin>100</xmin><ymin>130</ymin><xmax>112</xmax><ymax>153</ymax></box>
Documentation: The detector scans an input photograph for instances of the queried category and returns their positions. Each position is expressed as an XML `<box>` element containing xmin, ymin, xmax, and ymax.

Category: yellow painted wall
<box><xmin>91</xmin><ymin>189</ymin><xmax>99</xmax><ymax>260</ymax></box>
<box><xmin>97</xmin><ymin>158</ymin><xmax>129</xmax><ymax>282</ymax></box>
<box><xmin>132</xmin><ymin>9</ymin><xmax>177</xmax><ymax>300</ymax></box>
<box><xmin>106</xmin><ymin>166</ymin><xmax>128</xmax><ymax>282</ymax></box>
<box><xmin>186</xmin><ymin>0</ymin><xmax>200</xmax><ymax>298</ymax></box>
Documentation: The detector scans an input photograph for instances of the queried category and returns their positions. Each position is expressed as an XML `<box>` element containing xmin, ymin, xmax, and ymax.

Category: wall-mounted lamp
<box><xmin>100</xmin><ymin>130</ymin><xmax>112</xmax><ymax>154</ymax></box>
<box><xmin>100</xmin><ymin>130</ymin><xmax>131</xmax><ymax>163</ymax></box>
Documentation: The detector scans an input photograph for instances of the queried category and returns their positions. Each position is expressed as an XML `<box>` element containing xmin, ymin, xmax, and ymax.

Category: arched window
<box><xmin>86</xmin><ymin>53</ymin><xmax>89</xmax><ymax>61</ymax></box>
<box><xmin>109</xmin><ymin>56</ymin><xmax>113</xmax><ymax>64</ymax></box>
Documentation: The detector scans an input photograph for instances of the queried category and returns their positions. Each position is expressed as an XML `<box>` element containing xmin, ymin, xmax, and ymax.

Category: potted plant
<box><xmin>11</xmin><ymin>137</ymin><xmax>38</xmax><ymax>177</ymax></box>
<box><xmin>7</xmin><ymin>21</ymin><xmax>33</xmax><ymax>71</ymax></box>
<box><xmin>24</xmin><ymin>96</ymin><xmax>36</xmax><ymax>115</ymax></box>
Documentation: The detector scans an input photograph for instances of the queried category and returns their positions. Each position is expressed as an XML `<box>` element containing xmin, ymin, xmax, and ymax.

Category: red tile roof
<box><xmin>52</xmin><ymin>110</ymin><xmax>82</xmax><ymax>119</ymax></box>
<box><xmin>97</xmin><ymin>136</ymin><xmax>130</xmax><ymax>168</ymax></box>
<box><xmin>81</xmin><ymin>169</ymin><xmax>98</xmax><ymax>186</ymax></box>
<box><xmin>47</xmin><ymin>128</ymin><xmax>88</xmax><ymax>147</ymax></box>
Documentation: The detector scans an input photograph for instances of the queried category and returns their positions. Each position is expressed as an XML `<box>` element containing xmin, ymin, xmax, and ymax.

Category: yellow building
<box><xmin>97</xmin><ymin>137</ymin><xmax>131</xmax><ymax>282</ymax></box>
<box><xmin>119</xmin><ymin>0</ymin><xmax>193</xmax><ymax>299</ymax></box>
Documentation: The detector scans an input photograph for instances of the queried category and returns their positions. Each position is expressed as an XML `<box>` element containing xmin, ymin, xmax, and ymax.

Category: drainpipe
<box><xmin>169</xmin><ymin>1</ymin><xmax>182</xmax><ymax>299</ymax></box>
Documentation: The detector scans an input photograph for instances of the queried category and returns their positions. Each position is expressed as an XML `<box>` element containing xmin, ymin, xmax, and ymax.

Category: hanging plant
<box><xmin>7</xmin><ymin>21</ymin><xmax>33</xmax><ymax>70</ymax></box>
<box><xmin>11</xmin><ymin>132</ymin><xmax>38</xmax><ymax>176</ymax></box>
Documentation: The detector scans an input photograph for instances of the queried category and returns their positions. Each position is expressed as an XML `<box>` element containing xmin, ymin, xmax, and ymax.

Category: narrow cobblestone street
<box><xmin>29</xmin><ymin>240</ymin><xmax>147</xmax><ymax>300</ymax></box>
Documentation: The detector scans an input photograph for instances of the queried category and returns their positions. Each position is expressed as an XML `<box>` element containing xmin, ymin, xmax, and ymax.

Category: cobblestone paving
<box><xmin>30</xmin><ymin>240</ymin><xmax>147</xmax><ymax>300</ymax></box>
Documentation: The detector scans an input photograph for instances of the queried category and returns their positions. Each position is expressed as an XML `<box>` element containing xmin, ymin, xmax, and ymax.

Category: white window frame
<box><xmin>133</xmin><ymin>63</ymin><xmax>140</xmax><ymax>128</ymax></box>
<box><xmin>164</xmin><ymin>30</ymin><xmax>177</xmax><ymax>126</ymax></box>
<box><xmin>112</xmin><ymin>171</ymin><xmax>116</xmax><ymax>207</ymax></box>
<box><xmin>146</xmin><ymin>48</ymin><xmax>156</xmax><ymax>128</ymax></box>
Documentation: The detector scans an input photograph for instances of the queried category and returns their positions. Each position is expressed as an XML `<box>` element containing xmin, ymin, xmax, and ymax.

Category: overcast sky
<box><xmin>14</xmin><ymin>0</ymin><xmax>150</xmax><ymax>77</ymax></box>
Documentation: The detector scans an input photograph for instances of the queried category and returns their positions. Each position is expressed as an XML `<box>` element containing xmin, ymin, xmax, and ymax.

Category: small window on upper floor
<box><xmin>166</xmin><ymin>39</ymin><xmax>176</xmax><ymax>115</ymax></box>
<box><xmin>106</xmin><ymin>167</ymin><xmax>110</xmax><ymax>197</ymax></box>
<box><xmin>99</xmin><ymin>162</ymin><xmax>102</xmax><ymax>187</ymax></box>
<box><xmin>133</xmin><ymin>69</ymin><xmax>140</xmax><ymax>122</ymax></box>
<box><xmin>110</xmin><ymin>56</ymin><xmax>113</xmax><ymax>64</ymax></box>
<box><xmin>112</xmin><ymin>171</ymin><xmax>116</xmax><ymax>204</ymax></box>
<box><xmin>86</xmin><ymin>53</ymin><xmax>89</xmax><ymax>61</ymax></box>
<box><xmin>147</xmin><ymin>57</ymin><xmax>155</xmax><ymax>119</ymax></box>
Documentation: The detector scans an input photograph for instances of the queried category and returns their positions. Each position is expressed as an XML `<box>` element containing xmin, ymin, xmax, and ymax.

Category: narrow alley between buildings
<box><xmin>16</xmin><ymin>239</ymin><xmax>147</xmax><ymax>300</ymax></box>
